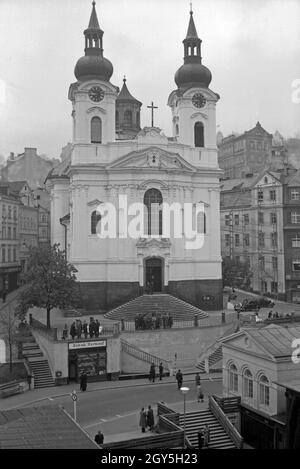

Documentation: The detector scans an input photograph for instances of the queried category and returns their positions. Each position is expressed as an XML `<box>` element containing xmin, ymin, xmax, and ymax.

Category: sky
<box><xmin>0</xmin><ymin>0</ymin><xmax>299</xmax><ymax>160</ymax></box>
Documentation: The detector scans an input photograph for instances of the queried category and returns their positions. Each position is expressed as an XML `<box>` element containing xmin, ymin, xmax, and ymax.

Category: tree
<box><xmin>1</xmin><ymin>303</ymin><xmax>19</xmax><ymax>374</ymax></box>
<box><xmin>17</xmin><ymin>244</ymin><xmax>79</xmax><ymax>329</ymax></box>
<box><xmin>222</xmin><ymin>258</ymin><xmax>253</xmax><ymax>289</ymax></box>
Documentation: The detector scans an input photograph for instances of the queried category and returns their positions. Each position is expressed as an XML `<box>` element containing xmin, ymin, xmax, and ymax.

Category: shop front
<box><xmin>68</xmin><ymin>340</ymin><xmax>107</xmax><ymax>382</ymax></box>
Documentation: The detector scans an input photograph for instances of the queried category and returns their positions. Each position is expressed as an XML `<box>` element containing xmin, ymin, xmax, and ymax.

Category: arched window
<box><xmin>243</xmin><ymin>369</ymin><xmax>253</xmax><ymax>398</ymax></box>
<box><xmin>175</xmin><ymin>124</ymin><xmax>179</xmax><ymax>136</ymax></box>
<box><xmin>259</xmin><ymin>375</ymin><xmax>270</xmax><ymax>406</ymax></box>
<box><xmin>91</xmin><ymin>211</ymin><xmax>101</xmax><ymax>235</ymax></box>
<box><xmin>124</xmin><ymin>110</ymin><xmax>132</xmax><ymax>128</ymax></box>
<box><xmin>136</xmin><ymin>111</ymin><xmax>140</xmax><ymax>128</ymax></box>
<box><xmin>91</xmin><ymin>117</ymin><xmax>102</xmax><ymax>143</ymax></box>
<box><xmin>196</xmin><ymin>210</ymin><xmax>206</xmax><ymax>234</ymax></box>
<box><xmin>229</xmin><ymin>363</ymin><xmax>238</xmax><ymax>392</ymax></box>
<box><xmin>195</xmin><ymin>122</ymin><xmax>204</xmax><ymax>148</ymax></box>
<box><xmin>116</xmin><ymin>110</ymin><xmax>119</xmax><ymax>129</ymax></box>
<box><xmin>144</xmin><ymin>188</ymin><xmax>163</xmax><ymax>236</ymax></box>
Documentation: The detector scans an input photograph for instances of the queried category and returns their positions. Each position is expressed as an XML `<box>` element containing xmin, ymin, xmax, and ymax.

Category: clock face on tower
<box><xmin>88</xmin><ymin>86</ymin><xmax>104</xmax><ymax>103</ymax></box>
<box><xmin>192</xmin><ymin>93</ymin><xmax>206</xmax><ymax>109</ymax></box>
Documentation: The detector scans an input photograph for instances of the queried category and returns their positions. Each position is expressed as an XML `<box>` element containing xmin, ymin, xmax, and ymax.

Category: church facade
<box><xmin>47</xmin><ymin>2</ymin><xmax>223</xmax><ymax>312</ymax></box>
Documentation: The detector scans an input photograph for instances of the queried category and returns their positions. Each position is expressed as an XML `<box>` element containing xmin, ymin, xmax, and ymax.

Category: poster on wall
<box><xmin>77</xmin><ymin>349</ymin><xmax>107</xmax><ymax>378</ymax></box>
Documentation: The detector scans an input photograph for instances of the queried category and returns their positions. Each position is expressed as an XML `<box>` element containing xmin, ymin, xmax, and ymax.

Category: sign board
<box><xmin>71</xmin><ymin>392</ymin><xmax>77</xmax><ymax>401</ymax></box>
<box><xmin>69</xmin><ymin>340</ymin><xmax>106</xmax><ymax>350</ymax></box>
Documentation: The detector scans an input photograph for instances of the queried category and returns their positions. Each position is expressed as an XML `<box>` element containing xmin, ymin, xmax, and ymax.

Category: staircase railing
<box><xmin>121</xmin><ymin>339</ymin><xmax>171</xmax><ymax>370</ymax></box>
<box><xmin>209</xmin><ymin>394</ymin><xmax>243</xmax><ymax>449</ymax></box>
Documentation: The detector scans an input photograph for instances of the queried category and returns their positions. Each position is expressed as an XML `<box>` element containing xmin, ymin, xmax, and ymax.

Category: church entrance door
<box><xmin>145</xmin><ymin>258</ymin><xmax>163</xmax><ymax>293</ymax></box>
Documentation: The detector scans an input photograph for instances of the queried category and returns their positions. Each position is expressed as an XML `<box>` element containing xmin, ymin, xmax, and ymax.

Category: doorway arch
<box><xmin>144</xmin><ymin>257</ymin><xmax>164</xmax><ymax>293</ymax></box>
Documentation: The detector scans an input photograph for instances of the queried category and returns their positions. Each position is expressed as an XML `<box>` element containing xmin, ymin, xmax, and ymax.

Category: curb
<box><xmin>6</xmin><ymin>374</ymin><xmax>222</xmax><ymax>410</ymax></box>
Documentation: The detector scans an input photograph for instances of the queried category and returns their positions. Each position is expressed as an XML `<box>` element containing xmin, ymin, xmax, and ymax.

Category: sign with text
<box><xmin>68</xmin><ymin>340</ymin><xmax>106</xmax><ymax>350</ymax></box>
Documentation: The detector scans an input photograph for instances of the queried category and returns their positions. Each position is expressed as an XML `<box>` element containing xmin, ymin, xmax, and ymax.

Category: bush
<box><xmin>0</xmin><ymin>362</ymin><xmax>27</xmax><ymax>384</ymax></box>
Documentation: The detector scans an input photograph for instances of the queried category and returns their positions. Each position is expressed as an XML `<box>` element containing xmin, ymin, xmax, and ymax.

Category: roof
<box><xmin>8</xmin><ymin>181</ymin><xmax>30</xmax><ymax>193</ymax></box>
<box><xmin>117</xmin><ymin>78</ymin><xmax>142</xmax><ymax>105</ymax></box>
<box><xmin>0</xmin><ymin>405</ymin><xmax>98</xmax><ymax>449</ymax></box>
<box><xmin>186</xmin><ymin>10</ymin><xmax>198</xmax><ymax>39</ymax></box>
<box><xmin>46</xmin><ymin>153</ymin><xmax>71</xmax><ymax>180</ymax></box>
<box><xmin>275</xmin><ymin>379</ymin><xmax>300</xmax><ymax>393</ymax></box>
<box><xmin>222</xmin><ymin>324</ymin><xmax>300</xmax><ymax>359</ymax></box>
<box><xmin>285</xmin><ymin>168</ymin><xmax>300</xmax><ymax>187</ymax></box>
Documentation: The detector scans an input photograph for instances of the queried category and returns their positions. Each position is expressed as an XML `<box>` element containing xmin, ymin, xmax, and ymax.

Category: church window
<box><xmin>194</xmin><ymin>122</ymin><xmax>204</xmax><ymax>147</ymax></box>
<box><xmin>115</xmin><ymin>110</ymin><xmax>119</xmax><ymax>129</ymax></box>
<box><xmin>196</xmin><ymin>210</ymin><xmax>206</xmax><ymax>234</ymax></box>
<box><xmin>91</xmin><ymin>116</ymin><xmax>102</xmax><ymax>143</ymax></box>
<box><xmin>124</xmin><ymin>110</ymin><xmax>132</xmax><ymax>128</ymax></box>
<box><xmin>91</xmin><ymin>211</ymin><xmax>101</xmax><ymax>235</ymax></box>
<box><xmin>175</xmin><ymin>124</ymin><xmax>179</xmax><ymax>136</ymax></box>
<box><xmin>144</xmin><ymin>188</ymin><xmax>163</xmax><ymax>236</ymax></box>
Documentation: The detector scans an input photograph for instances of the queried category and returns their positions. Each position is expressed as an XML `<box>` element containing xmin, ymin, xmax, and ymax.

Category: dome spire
<box><xmin>186</xmin><ymin>5</ymin><xmax>198</xmax><ymax>39</ymax></box>
<box><xmin>88</xmin><ymin>1</ymin><xmax>101</xmax><ymax>30</ymax></box>
<box><xmin>174</xmin><ymin>7</ymin><xmax>212</xmax><ymax>89</ymax></box>
<box><xmin>74</xmin><ymin>1</ymin><xmax>113</xmax><ymax>82</ymax></box>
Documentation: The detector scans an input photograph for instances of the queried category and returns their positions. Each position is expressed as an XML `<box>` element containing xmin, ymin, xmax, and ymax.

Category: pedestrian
<box><xmin>139</xmin><ymin>407</ymin><xmax>147</xmax><ymax>433</ymax></box>
<box><xmin>195</xmin><ymin>372</ymin><xmax>201</xmax><ymax>387</ymax></box>
<box><xmin>62</xmin><ymin>323</ymin><xmax>68</xmax><ymax>340</ymax></box>
<box><xmin>149</xmin><ymin>363</ymin><xmax>155</xmax><ymax>383</ymax></box>
<box><xmin>197</xmin><ymin>384</ymin><xmax>204</xmax><ymax>403</ymax></box>
<box><xmin>83</xmin><ymin>320</ymin><xmax>88</xmax><ymax>339</ymax></box>
<box><xmin>27</xmin><ymin>374</ymin><xmax>32</xmax><ymax>390</ymax></box>
<box><xmin>2</xmin><ymin>289</ymin><xmax>7</xmax><ymax>303</ymax></box>
<box><xmin>159</xmin><ymin>362</ymin><xmax>164</xmax><ymax>380</ymax></box>
<box><xmin>95</xmin><ymin>319</ymin><xmax>100</xmax><ymax>337</ymax></box>
<box><xmin>176</xmin><ymin>369</ymin><xmax>183</xmax><ymax>389</ymax></box>
<box><xmin>76</xmin><ymin>320</ymin><xmax>82</xmax><ymax>339</ymax></box>
<box><xmin>80</xmin><ymin>371</ymin><xmax>88</xmax><ymax>392</ymax></box>
<box><xmin>203</xmin><ymin>424</ymin><xmax>210</xmax><ymax>448</ymax></box>
<box><xmin>70</xmin><ymin>322</ymin><xmax>76</xmax><ymax>340</ymax></box>
<box><xmin>94</xmin><ymin>430</ymin><xmax>104</xmax><ymax>445</ymax></box>
<box><xmin>146</xmin><ymin>405</ymin><xmax>155</xmax><ymax>431</ymax></box>
<box><xmin>197</xmin><ymin>429</ymin><xmax>204</xmax><ymax>449</ymax></box>
<box><xmin>89</xmin><ymin>318</ymin><xmax>94</xmax><ymax>338</ymax></box>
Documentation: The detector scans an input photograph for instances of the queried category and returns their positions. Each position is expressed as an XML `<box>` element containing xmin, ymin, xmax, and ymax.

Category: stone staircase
<box><xmin>196</xmin><ymin>345</ymin><xmax>223</xmax><ymax>372</ymax></box>
<box><xmin>179</xmin><ymin>409</ymin><xmax>237</xmax><ymax>449</ymax></box>
<box><xmin>22</xmin><ymin>334</ymin><xmax>54</xmax><ymax>389</ymax></box>
<box><xmin>105</xmin><ymin>294</ymin><xmax>208</xmax><ymax>321</ymax></box>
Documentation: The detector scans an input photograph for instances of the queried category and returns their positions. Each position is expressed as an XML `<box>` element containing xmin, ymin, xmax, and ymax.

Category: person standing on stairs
<box><xmin>203</xmin><ymin>424</ymin><xmax>210</xmax><ymax>448</ymax></box>
<box><xmin>195</xmin><ymin>372</ymin><xmax>201</xmax><ymax>387</ymax></box>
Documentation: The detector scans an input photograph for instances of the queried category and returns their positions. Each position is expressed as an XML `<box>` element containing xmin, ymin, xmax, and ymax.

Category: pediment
<box><xmin>221</xmin><ymin>330</ymin><xmax>274</xmax><ymax>360</ymax></box>
<box><xmin>87</xmin><ymin>199</ymin><xmax>103</xmax><ymax>207</ymax></box>
<box><xmin>107</xmin><ymin>147</ymin><xmax>197</xmax><ymax>173</ymax></box>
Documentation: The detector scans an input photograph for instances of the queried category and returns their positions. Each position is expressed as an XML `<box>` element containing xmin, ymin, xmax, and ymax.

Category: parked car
<box><xmin>240</xmin><ymin>299</ymin><xmax>261</xmax><ymax>312</ymax></box>
<box><xmin>257</xmin><ymin>297</ymin><xmax>275</xmax><ymax>308</ymax></box>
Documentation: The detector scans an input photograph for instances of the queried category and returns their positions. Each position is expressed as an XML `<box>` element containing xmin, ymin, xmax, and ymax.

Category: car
<box><xmin>257</xmin><ymin>297</ymin><xmax>275</xmax><ymax>308</ymax></box>
<box><xmin>240</xmin><ymin>299</ymin><xmax>260</xmax><ymax>312</ymax></box>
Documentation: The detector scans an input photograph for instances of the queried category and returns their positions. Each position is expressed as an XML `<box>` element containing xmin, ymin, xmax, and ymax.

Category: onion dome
<box><xmin>174</xmin><ymin>8</ymin><xmax>212</xmax><ymax>89</ymax></box>
<box><xmin>74</xmin><ymin>1</ymin><xmax>113</xmax><ymax>82</ymax></box>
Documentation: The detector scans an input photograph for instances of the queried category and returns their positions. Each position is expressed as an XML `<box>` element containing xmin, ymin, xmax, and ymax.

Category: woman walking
<box><xmin>139</xmin><ymin>408</ymin><xmax>147</xmax><ymax>433</ymax></box>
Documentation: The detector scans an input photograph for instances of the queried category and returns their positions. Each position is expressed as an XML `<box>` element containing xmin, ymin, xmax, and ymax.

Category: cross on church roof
<box><xmin>147</xmin><ymin>101</ymin><xmax>158</xmax><ymax>127</ymax></box>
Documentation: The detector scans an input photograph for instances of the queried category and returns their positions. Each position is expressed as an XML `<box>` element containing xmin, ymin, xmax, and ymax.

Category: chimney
<box><xmin>24</xmin><ymin>147</ymin><xmax>37</xmax><ymax>157</ymax></box>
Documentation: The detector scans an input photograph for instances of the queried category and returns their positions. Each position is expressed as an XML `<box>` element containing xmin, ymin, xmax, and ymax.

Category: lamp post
<box><xmin>180</xmin><ymin>386</ymin><xmax>189</xmax><ymax>449</ymax></box>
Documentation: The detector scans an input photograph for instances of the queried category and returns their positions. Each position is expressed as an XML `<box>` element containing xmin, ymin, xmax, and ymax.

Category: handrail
<box><xmin>159</xmin><ymin>414</ymin><xmax>194</xmax><ymax>449</ymax></box>
<box><xmin>209</xmin><ymin>394</ymin><xmax>243</xmax><ymax>449</ymax></box>
<box><xmin>121</xmin><ymin>339</ymin><xmax>171</xmax><ymax>370</ymax></box>
<box><xmin>31</xmin><ymin>318</ymin><xmax>58</xmax><ymax>341</ymax></box>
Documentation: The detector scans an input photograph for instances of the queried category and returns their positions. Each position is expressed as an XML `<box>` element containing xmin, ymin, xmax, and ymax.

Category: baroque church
<box><xmin>47</xmin><ymin>1</ymin><xmax>223</xmax><ymax>312</ymax></box>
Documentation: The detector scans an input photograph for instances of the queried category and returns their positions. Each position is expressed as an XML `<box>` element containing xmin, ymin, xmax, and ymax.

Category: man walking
<box><xmin>146</xmin><ymin>405</ymin><xmax>155</xmax><ymax>432</ymax></box>
<box><xmin>176</xmin><ymin>369</ymin><xmax>183</xmax><ymax>389</ymax></box>
<box><xmin>139</xmin><ymin>408</ymin><xmax>147</xmax><ymax>433</ymax></box>
<box><xmin>159</xmin><ymin>362</ymin><xmax>164</xmax><ymax>381</ymax></box>
<box><xmin>94</xmin><ymin>430</ymin><xmax>104</xmax><ymax>445</ymax></box>
<box><xmin>149</xmin><ymin>363</ymin><xmax>156</xmax><ymax>383</ymax></box>
<box><xmin>80</xmin><ymin>371</ymin><xmax>87</xmax><ymax>392</ymax></box>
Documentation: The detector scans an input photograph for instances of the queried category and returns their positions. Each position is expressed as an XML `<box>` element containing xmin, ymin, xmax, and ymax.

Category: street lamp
<box><xmin>180</xmin><ymin>386</ymin><xmax>189</xmax><ymax>449</ymax></box>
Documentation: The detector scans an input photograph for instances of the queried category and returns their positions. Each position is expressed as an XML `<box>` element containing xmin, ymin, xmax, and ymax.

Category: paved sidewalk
<box><xmin>0</xmin><ymin>372</ymin><xmax>222</xmax><ymax>411</ymax></box>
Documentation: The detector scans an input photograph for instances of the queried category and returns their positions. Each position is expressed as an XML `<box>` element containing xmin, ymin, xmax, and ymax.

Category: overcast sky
<box><xmin>0</xmin><ymin>0</ymin><xmax>299</xmax><ymax>159</ymax></box>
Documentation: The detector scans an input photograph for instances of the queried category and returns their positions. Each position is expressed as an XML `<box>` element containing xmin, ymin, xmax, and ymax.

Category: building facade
<box><xmin>221</xmin><ymin>324</ymin><xmax>300</xmax><ymax>449</ymax></box>
<box><xmin>220</xmin><ymin>170</ymin><xmax>285</xmax><ymax>298</ymax></box>
<box><xmin>47</xmin><ymin>3</ymin><xmax>223</xmax><ymax>312</ymax></box>
<box><xmin>218</xmin><ymin>122</ymin><xmax>273</xmax><ymax>179</ymax></box>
